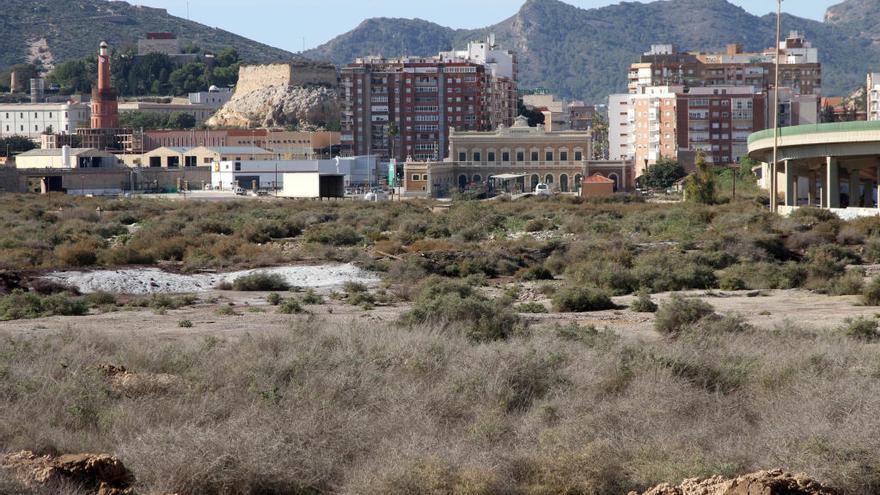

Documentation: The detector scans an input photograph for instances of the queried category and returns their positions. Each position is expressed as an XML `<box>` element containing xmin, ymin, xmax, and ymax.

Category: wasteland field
<box><xmin>3</xmin><ymin>191</ymin><xmax>880</xmax><ymax>494</ymax></box>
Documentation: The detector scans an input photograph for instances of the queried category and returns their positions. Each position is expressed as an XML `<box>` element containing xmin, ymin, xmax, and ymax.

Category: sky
<box><xmin>130</xmin><ymin>0</ymin><xmax>840</xmax><ymax>53</ymax></box>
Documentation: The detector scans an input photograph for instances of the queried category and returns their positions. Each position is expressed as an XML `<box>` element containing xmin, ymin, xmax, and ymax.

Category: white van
<box><xmin>534</xmin><ymin>183</ymin><xmax>551</xmax><ymax>196</ymax></box>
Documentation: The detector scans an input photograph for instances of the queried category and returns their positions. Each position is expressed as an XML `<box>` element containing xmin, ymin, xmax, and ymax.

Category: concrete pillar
<box><xmin>849</xmin><ymin>170</ymin><xmax>862</xmax><ymax>208</ymax></box>
<box><xmin>864</xmin><ymin>180</ymin><xmax>873</xmax><ymax>208</ymax></box>
<box><xmin>784</xmin><ymin>160</ymin><xmax>796</xmax><ymax>207</ymax></box>
<box><xmin>39</xmin><ymin>177</ymin><xmax>47</xmax><ymax>195</ymax></box>
<box><xmin>827</xmin><ymin>157</ymin><xmax>840</xmax><ymax>209</ymax></box>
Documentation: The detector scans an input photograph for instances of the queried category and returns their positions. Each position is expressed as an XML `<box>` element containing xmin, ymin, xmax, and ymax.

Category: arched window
<box><xmin>560</xmin><ymin>174</ymin><xmax>569</xmax><ymax>192</ymax></box>
<box><xmin>608</xmin><ymin>173</ymin><xmax>620</xmax><ymax>192</ymax></box>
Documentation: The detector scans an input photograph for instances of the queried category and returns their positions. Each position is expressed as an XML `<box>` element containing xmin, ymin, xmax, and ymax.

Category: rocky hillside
<box><xmin>0</xmin><ymin>0</ymin><xmax>295</xmax><ymax>69</ymax></box>
<box><xmin>631</xmin><ymin>469</ymin><xmax>837</xmax><ymax>495</ymax></box>
<box><xmin>306</xmin><ymin>0</ymin><xmax>880</xmax><ymax>102</ymax></box>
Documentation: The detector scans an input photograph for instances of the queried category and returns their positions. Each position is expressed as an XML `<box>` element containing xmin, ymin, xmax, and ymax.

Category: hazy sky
<box><xmin>131</xmin><ymin>0</ymin><xmax>840</xmax><ymax>53</ymax></box>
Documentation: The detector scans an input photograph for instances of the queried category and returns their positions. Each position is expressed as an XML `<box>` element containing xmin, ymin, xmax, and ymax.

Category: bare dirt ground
<box><xmin>0</xmin><ymin>285</ymin><xmax>871</xmax><ymax>342</ymax></box>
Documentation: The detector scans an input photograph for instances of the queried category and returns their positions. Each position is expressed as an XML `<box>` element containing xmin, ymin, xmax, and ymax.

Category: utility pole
<box><xmin>770</xmin><ymin>0</ymin><xmax>783</xmax><ymax>213</ymax></box>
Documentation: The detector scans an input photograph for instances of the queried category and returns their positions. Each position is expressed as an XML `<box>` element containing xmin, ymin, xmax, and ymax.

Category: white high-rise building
<box><xmin>869</xmin><ymin>72</ymin><xmax>880</xmax><ymax>121</ymax></box>
<box><xmin>608</xmin><ymin>94</ymin><xmax>632</xmax><ymax>161</ymax></box>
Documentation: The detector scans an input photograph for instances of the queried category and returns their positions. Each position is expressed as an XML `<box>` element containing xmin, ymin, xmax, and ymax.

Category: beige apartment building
<box><xmin>118</xmin><ymin>146</ymin><xmax>275</xmax><ymax>168</ymax></box>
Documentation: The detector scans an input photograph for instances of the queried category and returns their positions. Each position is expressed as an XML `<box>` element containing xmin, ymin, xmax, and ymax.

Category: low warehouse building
<box><xmin>280</xmin><ymin>172</ymin><xmax>345</xmax><ymax>198</ymax></box>
<box><xmin>15</xmin><ymin>147</ymin><xmax>118</xmax><ymax>169</ymax></box>
<box><xmin>212</xmin><ymin>156</ymin><xmax>376</xmax><ymax>191</ymax></box>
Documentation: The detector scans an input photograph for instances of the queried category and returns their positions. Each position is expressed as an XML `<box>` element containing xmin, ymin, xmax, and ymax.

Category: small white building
<box><xmin>0</xmin><ymin>102</ymin><xmax>91</xmax><ymax>140</ymax></box>
<box><xmin>869</xmin><ymin>72</ymin><xmax>880</xmax><ymax>122</ymax></box>
<box><xmin>212</xmin><ymin>155</ymin><xmax>377</xmax><ymax>190</ymax></box>
<box><xmin>280</xmin><ymin>172</ymin><xmax>345</xmax><ymax>198</ymax></box>
<box><xmin>607</xmin><ymin>93</ymin><xmax>632</xmax><ymax>161</ymax></box>
<box><xmin>188</xmin><ymin>86</ymin><xmax>233</xmax><ymax>109</ymax></box>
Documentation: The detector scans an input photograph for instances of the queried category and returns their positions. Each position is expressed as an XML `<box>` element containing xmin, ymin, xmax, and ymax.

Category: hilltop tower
<box><xmin>91</xmin><ymin>41</ymin><xmax>119</xmax><ymax>129</ymax></box>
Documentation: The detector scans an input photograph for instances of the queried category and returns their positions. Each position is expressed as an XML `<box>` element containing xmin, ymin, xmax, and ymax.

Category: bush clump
<box><xmin>863</xmin><ymin>277</ymin><xmax>880</xmax><ymax>306</ymax></box>
<box><xmin>552</xmin><ymin>287</ymin><xmax>615</xmax><ymax>313</ymax></box>
<box><xmin>0</xmin><ymin>290</ymin><xmax>88</xmax><ymax>320</ymax></box>
<box><xmin>654</xmin><ymin>295</ymin><xmax>716</xmax><ymax>334</ymax></box>
<box><xmin>516</xmin><ymin>301</ymin><xmax>548</xmax><ymax>313</ymax></box>
<box><xmin>278</xmin><ymin>298</ymin><xmax>304</xmax><ymax>314</ymax></box>
<box><xmin>842</xmin><ymin>317</ymin><xmax>880</xmax><ymax>341</ymax></box>
<box><xmin>630</xmin><ymin>290</ymin><xmax>658</xmax><ymax>313</ymax></box>
<box><xmin>231</xmin><ymin>272</ymin><xmax>290</xmax><ymax>292</ymax></box>
<box><xmin>402</xmin><ymin>276</ymin><xmax>523</xmax><ymax>342</ymax></box>
<box><xmin>303</xmin><ymin>223</ymin><xmax>362</xmax><ymax>246</ymax></box>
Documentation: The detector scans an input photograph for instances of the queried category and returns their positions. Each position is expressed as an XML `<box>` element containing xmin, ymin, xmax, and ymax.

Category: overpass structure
<box><xmin>748</xmin><ymin>121</ymin><xmax>880</xmax><ymax>218</ymax></box>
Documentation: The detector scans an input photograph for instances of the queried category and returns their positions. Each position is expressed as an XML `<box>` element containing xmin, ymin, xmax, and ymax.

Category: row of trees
<box><xmin>119</xmin><ymin>111</ymin><xmax>196</xmax><ymax>130</ymax></box>
<box><xmin>45</xmin><ymin>46</ymin><xmax>241</xmax><ymax>97</ymax></box>
<box><xmin>641</xmin><ymin>155</ymin><xmax>760</xmax><ymax>204</ymax></box>
<box><xmin>0</xmin><ymin>136</ymin><xmax>36</xmax><ymax>157</ymax></box>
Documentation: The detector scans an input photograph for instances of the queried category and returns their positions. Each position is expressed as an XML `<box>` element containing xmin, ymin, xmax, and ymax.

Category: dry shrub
<box><xmin>654</xmin><ymin>295</ymin><xmax>715</xmax><ymax>334</ymax></box>
<box><xmin>55</xmin><ymin>238</ymin><xmax>104</xmax><ymax>267</ymax></box>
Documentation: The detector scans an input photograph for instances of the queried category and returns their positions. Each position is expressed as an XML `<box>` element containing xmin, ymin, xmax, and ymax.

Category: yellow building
<box><xmin>117</xmin><ymin>146</ymin><xmax>276</xmax><ymax>168</ymax></box>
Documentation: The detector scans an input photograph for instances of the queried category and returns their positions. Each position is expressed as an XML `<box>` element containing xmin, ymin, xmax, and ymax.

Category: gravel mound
<box><xmin>42</xmin><ymin>263</ymin><xmax>378</xmax><ymax>295</ymax></box>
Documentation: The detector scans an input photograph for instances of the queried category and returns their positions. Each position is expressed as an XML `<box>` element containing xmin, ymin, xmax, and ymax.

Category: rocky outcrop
<box><xmin>1</xmin><ymin>451</ymin><xmax>134</xmax><ymax>494</ymax></box>
<box><xmin>206</xmin><ymin>84</ymin><xmax>339</xmax><ymax>130</ymax></box>
<box><xmin>631</xmin><ymin>469</ymin><xmax>837</xmax><ymax>495</ymax></box>
<box><xmin>98</xmin><ymin>364</ymin><xmax>183</xmax><ymax>396</ymax></box>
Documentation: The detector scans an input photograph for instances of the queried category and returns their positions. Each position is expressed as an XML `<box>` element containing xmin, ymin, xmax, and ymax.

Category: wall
<box><xmin>233</xmin><ymin>63</ymin><xmax>337</xmax><ymax>96</ymax></box>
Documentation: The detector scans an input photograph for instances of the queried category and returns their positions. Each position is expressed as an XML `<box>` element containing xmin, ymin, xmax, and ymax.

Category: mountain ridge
<box><xmin>305</xmin><ymin>0</ymin><xmax>880</xmax><ymax>102</ymax></box>
<box><xmin>1</xmin><ymin>0</ymin><xmax>297</xmax><ymax>70</ymax></box>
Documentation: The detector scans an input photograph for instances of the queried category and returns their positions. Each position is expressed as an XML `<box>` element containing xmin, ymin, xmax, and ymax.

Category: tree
<box><xmin>820</xmin><ymin>105</ymin><xmax>836</xmax><ymax>123</ymax></box>
<box><xmin>591</xmin><ymin>112</ymin><xmax>609</xmax><ymax>160</ymax></box>
<box><xmin>685</xmin><ymin>152</ymin><xmax>716</xmax><ymax>204</ymax></box>
<box><xmin>169</xmin><ymin>63</ymin><xmax>208</xmax><ymax>95</ymax></box>
<box><xmin>0</xmin><ymin>136</ymin><xmax>37</xmax><ymax>157</ymax></box>
<box><xmin>517</xmin><ymin>99</ymin><xmax>545</xmax><ymax>127</ymax></box>
<box><xmin>47</xmin><ymin>59</ymin><xmax>95</xmax><ymax>94</ymax></box>
<box><xmin>119</xmin><ymin>111</ymin><xmax>196</xmax><ymax>130</ymax></box>
<box><xmin>642</xmin><ymin>157</ymin><xmax>686</xmax><ymax>189</ymax></box>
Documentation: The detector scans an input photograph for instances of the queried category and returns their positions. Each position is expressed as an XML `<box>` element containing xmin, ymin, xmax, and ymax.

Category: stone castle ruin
<box><xmin>206</xmin><ymin>61</ymin><xmax>340</xmax><ymax>130</ymax></box>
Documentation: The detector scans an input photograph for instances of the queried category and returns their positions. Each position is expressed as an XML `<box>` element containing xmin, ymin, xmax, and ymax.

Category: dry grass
<box><xmin>2</xmin><ymin>317</ymin><xmax>880</xmax><ymax>494</ymax></box>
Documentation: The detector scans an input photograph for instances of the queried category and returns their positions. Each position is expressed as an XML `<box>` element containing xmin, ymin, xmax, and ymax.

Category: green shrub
<box><xmin>303</xmin><ymin>223</ymin><xmax>362</xmax><ymax>246</ymax></box>
<box><xmin>565</xmin><ymin>261</ymin><xmax>636</xmax><ymax>295</ymax></box>
<box><xmin>830</xmin><ymin>271</ymin><xmax>865</xmax><ymax>296</ymax></box>
<box><xmin>516</xmin><ymin>301</ymin><xmax>548</xmax><ymax>313</ymax></box>
<box><xmin>863</xmin><ymin>277</ymin><xmax>880</xmax><ymax>306</ymax></box>
<box><xmin>278</xmin><ymin>298</ymin><xmax>304</xmax><ymax>314</ymax></box>
<box><xmin>0</xmin><ymin>290</ymin><xmax>88</xmax><ymax>320</ymax></box>
<box><xmin>215</xmin><ymin>305</ymin><xmax>237</xmax><ymax>316</ymax></box>
<box><xmin>55</xmin><ymin>239</ymin><xmax>102</xmax><ymax>267</ymax></box>
<box><xmin>178</xmin><ymin>319</ymin><xmax>193</xmax><ymax>328</ymax></box>
<box><xmin>301</xmin><ymin>289</ymin><xmax>324</xmax><ymax>305</ymax></box>
<box><xmin>347</xmin><ymin>291</ymin><xmax>375</xmax><ymax>308</ymax></box>
<box><xmin>842</xmin><ymin>317</ymin><xmax>880</xmax><ymax>341</ymax></box>
<box><xmin>402</xmin><ymin>277</ymin><xmax>522</xmax><ymax>342</ymax></box>
<box><xmin>40</xmin><ymin>293</ymin><xmax>89</xmax><ymax>317</ymax></box>
<box><xmin>83</xmin><ymin>291</ymin><xmax>117</xmax><ymax>306</ymax></box>
<box><xmin>266</xmin><ymin>292</ymin><xmax>282</xmax><ymax>305</ymax></box>
<box><xmin>654</xmin><ymin>295</ymin><xmax>715</xmax><ymax>334</ymax></box>
<box><xmin>718</xmin><ymin>262</ymin><xmax>806</xmax><ymax>290</ymax></box>
<box><xmin>514</xmin><ymin>266</ymin><xmax>554</xmax><ymax>281</ymax></box>
<box><xmin>551</xmin><ymin>287</ymin><xmax>615</xmax><ymax>312</ymax></box>
<box><xmin>632</xmin><ymin>251</ymin><xmax>716</xmax><ymax>292</ymax></box>
<box><xmin>231</xmin><ymin>272</ymin><xmax>290</xmax><ymax>292</ymax></box>
<box><xmin>343</xmin><ymin>281</ymin><xmax>368</xmax><ymax>294</ymax></box>
<box><xmin>630</xmin><ymin>290</ymin><xmax>658</xmax><ymax>313</ymax></box>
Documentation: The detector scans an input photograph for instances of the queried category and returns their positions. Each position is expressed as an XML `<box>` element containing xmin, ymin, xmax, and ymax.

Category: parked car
<box><xmin>534</xmin><ymin>183</ymin><xmax>551</xmax><ymax>196</ymax></box>
<box><xmin>234</xmin><ymin>187</ymin><xmax>246</xmax><ymax>196</ymax></box>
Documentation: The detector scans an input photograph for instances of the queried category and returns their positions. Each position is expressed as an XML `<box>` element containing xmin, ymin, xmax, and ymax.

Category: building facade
<box><xmin>341</xmin><ymin>58</ymin><xmax>492</xmax><ymax>162</ymax></box>
<box><xmin>0</xmin><ymin>102</ymin><xmax>90</xmax><ymax>139</ymax></box>
<box><xmin>403</xmin><ymin>116</ymin><xmax>634</xmax><ymax>197</ymax></box>
<box><xmin>869</xmin><ymin>73</ymin><xmax>880</xmax><ymax>121</ymax></box>
<box><xmin>629</xmin><ymin>33</ymin><xmax>822</xmax><ymax>96</ymax></box>
<box><xmin>341</xmin><ymin>37</ymin><xmax>517</xmax><ymax>163</ymax></box>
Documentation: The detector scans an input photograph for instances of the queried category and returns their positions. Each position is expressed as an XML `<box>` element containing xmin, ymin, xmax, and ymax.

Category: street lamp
<box><xmin>770</xmin><ymin>0</ymin><xmax>783</xmax><ymax>212</ymax></box>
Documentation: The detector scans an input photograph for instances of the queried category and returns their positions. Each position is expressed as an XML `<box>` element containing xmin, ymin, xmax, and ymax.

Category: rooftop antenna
<box><xmin>186</xmin><ymin>1</ymin><xmax>190</xmax><ymax>20</ymax></box>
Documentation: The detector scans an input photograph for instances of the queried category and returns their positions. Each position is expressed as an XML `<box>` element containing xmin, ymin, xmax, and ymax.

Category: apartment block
<box><xmin>629</xmin><ymin>32</ymin><xmax>822</xmax><ymax>96</ymax></box>
<box><xmin>523</xmin><ymin>94</ymin><xmax>595</xmax><ymax>132</ymax></box>
<box><xmin>341</xmin><ymin>58</ymin><xmax>492</xmax><ymax>162</ymax></box>
<box><xmin>341</xmin><ymin>36</ymin><xmax>517</xmax><ymax>162</ymax></box>
<box><xmin>676</xmin><ymin>86</ymin><xmax>767</xmax><ymax>166</ymax></box>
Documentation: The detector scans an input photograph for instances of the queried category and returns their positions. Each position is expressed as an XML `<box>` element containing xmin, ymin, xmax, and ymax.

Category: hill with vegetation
<box><xmin>305</xmin><ymin>0</ymin><xmax>880</xmax><ymax>102</ymax></box>
<box><xmin>0</xmin><ymin>0</ymin><xmax>295</xmax><ymax>71</ymax></box>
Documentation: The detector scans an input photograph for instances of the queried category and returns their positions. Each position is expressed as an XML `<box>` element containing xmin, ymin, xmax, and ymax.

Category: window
<box><xmin>472</xmin><ymin>151</ymin><xmax>481</xmax><ymax>162</ymax></box>
<box><xmin>412</xmin><ymin>174</ymin><xmax>420</xmax><ymax>181</ymax></box>
<box><xmin>458</xmin><ymin>151</ymin><xmax>467</xmax><ymax>161</ymax></box>
<box><xmin>234</xmin><ymin>162</ymin><xmax>241</xmax><ymax>171</ymax></box>
<box><xmin>422</xmin><ymin>174</ymin><xmax>428</xmax><ymax>180</ymax></box>
<box><xmin>516</xmin><ymin>151</ymin><xmax>524</xmax><ymax>162</ymax></box>
<box><xmin>502</xmin><ymin>151</ymin><xmax>510</xmax><ymax>162</ymax></box>
<box><xmin>560</xmin><ymin>151</ymin><xmax>568</xmax><ymax>161</ymax></box>
<box><xmin>574</xmin><ymin>151</ymin><xmax>583</xmax><ymax>161</ymax></box>
<box><xmin>531</xmin><ymin>151</ymin><xmax>539</xmax><ymax>162</ymax></box>
<box><xmin>545</xmin><ymin>151</ymin><xmax>554</xmax><ymax>162</ymax></box>
<box><xmin>487</xmin><ymin>151</ymin><xmax>496</xmax><ymax>162</ymax></box>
